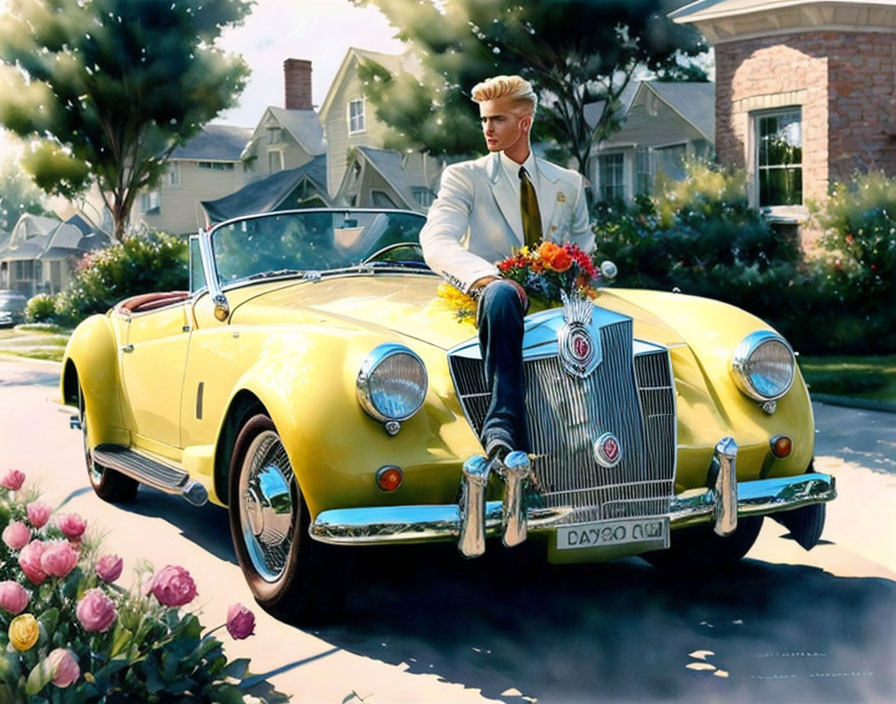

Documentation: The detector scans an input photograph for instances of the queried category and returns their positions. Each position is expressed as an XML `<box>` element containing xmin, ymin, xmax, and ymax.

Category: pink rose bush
<box><xmin>0</xmin><ymin>468</ymin><xmax>267</xmax><ymax>701</ymax></box>
<box><xmin>95</xmin><ymin>553</ymin><xmax>123</xmax><ymax>583</ymax></box>
<box><xmin>226</xmin><ymin>602</ymin><xmax>256</xmax><ymax>640</ymax></box>
<box><xmin>0</xmin><ymin>469</ymin><xmax>25</xmax><ymax>491</ymax></box>
<box><xmin>2</xmin><ymin>520</ymin><xmax>31</xmax><ymax>550</ymax></box>
<box><xmin>150</xmin><ymin>565</ymin><xmax>198</xmax><ymax>607</ymax></box>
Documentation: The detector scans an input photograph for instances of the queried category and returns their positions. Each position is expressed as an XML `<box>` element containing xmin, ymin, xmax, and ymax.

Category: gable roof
<box><xmin>171</xmin><ymin>124</ymin><xmax>252</xmax><ymax>162</ymax></box>
<box><xmin>645</xmin><ymin>82</ymin><xmax>715</xmax><ymax>141</ymax></box>
<box><xmin>318</xmin><ymin>47</ymin><xmax>422</xmax><ymax>123</ymax></box>
<box><xmin>583</xmin><ymin>81</ymin><xmax>641</xmax><ymax>131</ymax></box>
<box><xmin>670</xmin><ymin>0</ymin><xmax>896</xmax><ymax>23</ymax></box>
<box><xmin>242</xmin><ymin>107</ymin><xmax>325</xmax><ymax>160</ymax></box>
<box><xmin>0</xmin><ymin>213</ymin><xmax>110</xmax><ymax>261</ymax></box>
<box><xmin>201</xmin><ymin>155</ymin><xmax>329</xmax><ymax>222</ymax></box>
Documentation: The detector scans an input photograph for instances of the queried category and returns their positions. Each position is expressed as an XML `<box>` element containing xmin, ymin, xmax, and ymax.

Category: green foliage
<box><xmin>0</xmin><ymin>159</ymin><xmax>51</xmax><ymax>233</ymax></box>
<box><xmin>56</xmin><ymin>232</ymin><xmax>187</xmax><ymax>323</ymax></box>
<box><xmin>0</xmin><ymin>0</ymin><xmax>251</xmax><ymax>239</ymax></box>
<box><xmin>24</xmin><ymin>293</ymin><xmax>57</xmax><ymax>324</ymax></box>
<box><xmin>354</xmin><ymin>0</ymin><xmax>707</xmax><ymax>175</ymax></box>
<box><xmin>594</xmin><ymin>162</ymin><xmax>896</xmax><ymax>354</ymax></box>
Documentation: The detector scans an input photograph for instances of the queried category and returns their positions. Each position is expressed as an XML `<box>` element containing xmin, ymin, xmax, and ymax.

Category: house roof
<box><xmin>266</xmin><ymin>107</ymin><xmax>325</xmax><ymax>156</ymax></box>
<box><xmin>201</xmin><ymin>155</ymin><xmax>329</xmax><ymax>222</ymax></box>
<box><xmin>171</xmin><ymin>124</ymin><xmax>252</xmax><ymax>162</ymax></box>
<box><xmin>353</xmin><ymin>147</ymin><xmax>421</xmax><ymax>209</ymax></box>
<box><xmin>646</xmin><ymin>82</ymin><xmax>715</xmax><ymax>141</ymax></box>
<box><xmin>670</xmin><ymin>0</ymin><xmax>896</xmax><ymax>23</ymax></box>
<box><xmin>0</xmin><ymin>213</ymin><xmax>109</xmax><ymax>261</ymax></box>
<box><xmin>318</xmin><ymin>47</ymin><xmax>422</xmax><ymax>122</ymax></box>
<box><xmin>583</xmin><ymin>82</ymin><xmax>641</xmax><ymax>131</ymax></box>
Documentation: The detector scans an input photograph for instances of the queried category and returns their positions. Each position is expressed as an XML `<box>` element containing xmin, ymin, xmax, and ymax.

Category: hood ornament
<box><xmin>558</xmin><ymin>290</ymin><xmax>601</xmax><ymax>378</ymax></box>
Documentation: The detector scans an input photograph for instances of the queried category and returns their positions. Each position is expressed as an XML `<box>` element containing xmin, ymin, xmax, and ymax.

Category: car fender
<box><xmin>599</xmin><ymin>289</ymin><xmax>814</xmax><ymax>486</ymax></box>
<box><xmin>61</xmin><ymin>314</ymin><xmax>129</xmax><ymax>446</ymax></box>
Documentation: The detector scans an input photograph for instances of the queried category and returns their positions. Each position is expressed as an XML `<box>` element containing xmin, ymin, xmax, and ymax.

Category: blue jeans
<box><xmin>477</xmin><ymin>281</ymin><xmax>530</xmax><ymax>454</ymax></box>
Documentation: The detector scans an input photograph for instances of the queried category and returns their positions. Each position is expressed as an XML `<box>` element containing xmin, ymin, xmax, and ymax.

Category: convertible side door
<box><xmin>118</xmin><ymin>303</ymin><xmax>191</xmax><ymax>453</ymax></box>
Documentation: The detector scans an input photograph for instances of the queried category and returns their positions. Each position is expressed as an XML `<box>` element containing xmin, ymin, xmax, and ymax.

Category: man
<box><xmin>420</xmin><ymin>74</ymin><xmax>594</xmax><ymax>463</ymax></box>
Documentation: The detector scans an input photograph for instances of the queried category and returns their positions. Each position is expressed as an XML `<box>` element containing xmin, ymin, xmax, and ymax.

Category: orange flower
<box><xmin>537</xmin><ymin>242</ymin><xmax>573</xmax><ymax>273</ymax></box>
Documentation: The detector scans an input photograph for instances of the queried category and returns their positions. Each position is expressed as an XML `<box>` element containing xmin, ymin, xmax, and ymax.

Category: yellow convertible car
<box><xmin>61</xmin><ymin>208</ymin><xmax>835</xmax><ymax>621</ymax></box>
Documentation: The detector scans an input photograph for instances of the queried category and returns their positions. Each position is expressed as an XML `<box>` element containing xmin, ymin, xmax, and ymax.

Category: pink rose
<box><xmin>0</xmin><ymin>469</ymin><xmax>25</xmax><ymax>491</ymax></box>
<box><xmin>56</xmin><ymin>513</ymin><xmax>87</xmax><ymax>539</ymax></box>
<box><xmin>48</xmin><ymin>648</ymin><xmax>80</xmax><ymax>687</ymax></box>
<box><xmin>150</xmin><ymin>565</ymin><xmax>198</xmax><ymax>607</ymax></box>
<box><xmin>2</xmin><ymin>521</ymin><xmax>31</xmax><ymax>550</ymax></box>
<box><xmin>76</xmin><ymin>588</ymin><xmax>116</xmax><ymax>633</ymax></box>
<box><xmin>0</xmin><ymin>581</ymin><xmax>29</xmax><ymax>615</ymax></box>
<box><xmin>25</xmin><ymin>502</ymin><xmax>52</xmax><ymax>529</ymax></box>
<box><xmin>226</xmin><ymin>603</ymin><xmax>256</xmax><ymax>640</ymax></box>
<box><xmin>18</xmin><ymin>541</ymin><xmax>47</xmax><ymax>585</ymax></box>
<box><xmin>95</xmin><ymin>554</ymin><xmax>123</xmax><ymax>583</ymax></box>
<box><xmin>40</xmin><ymin>541</ymin><xmax>80</xmax><ymax>578</ymax></box>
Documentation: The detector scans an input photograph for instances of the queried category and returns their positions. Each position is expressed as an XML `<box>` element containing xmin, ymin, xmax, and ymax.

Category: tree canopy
<box><xmin>355</xmin><ymin>0</ymin><xmax>707</xmax><ymax>180</ymax></box>
<box><xmin>0</xmin><ymin>0</ymin><xmax>252</xmax><ymax>240</ymax></box>
<box><xmin>0</xmin><ymin>156</ymin><xmax>51</xmax><ymax>233</ymax></box>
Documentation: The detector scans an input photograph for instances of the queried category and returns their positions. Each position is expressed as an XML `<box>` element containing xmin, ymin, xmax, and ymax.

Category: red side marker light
<box><xmin>376</xmin><ymin>466</ymin><xmax>403</xmax><ymax>492</ymax></box>
<box><xmin>770</xmin><ymin>435</ymin><xmax>792</xmax><ymax>458</ymax></box>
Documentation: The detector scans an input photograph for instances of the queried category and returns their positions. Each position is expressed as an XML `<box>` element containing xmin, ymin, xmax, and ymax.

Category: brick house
<box><xmin>671</xmin><ymin>0</ymin><xmax>896</xmax><ymax>228</ymax></box>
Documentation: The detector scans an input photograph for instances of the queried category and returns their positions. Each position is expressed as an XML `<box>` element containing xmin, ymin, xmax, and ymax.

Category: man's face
<box><xmin>479</xmin><ymin>97</ymin><xmax>531</xmax><ymax>153</ymax></box>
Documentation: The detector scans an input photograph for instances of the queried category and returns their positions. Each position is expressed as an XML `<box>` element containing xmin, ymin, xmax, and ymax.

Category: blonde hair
<box><xmin>471</xmin><ymin>75</ymin><xmax>537</xmax><ymax>115</ymax></box>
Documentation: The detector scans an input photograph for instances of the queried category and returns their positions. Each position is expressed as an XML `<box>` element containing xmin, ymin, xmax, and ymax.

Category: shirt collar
<box><xmin>500</xmin><ymin>150</ymin><xmax>539</xmax><ymax>188</ymax></box>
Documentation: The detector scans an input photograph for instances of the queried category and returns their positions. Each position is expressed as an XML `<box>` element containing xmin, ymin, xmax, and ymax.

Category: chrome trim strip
<box><xmin>500</xmin><ymin>451</ymin><xmax>531</xmax><ymax>547</ymax></box>
<box><xmin>309</xmin><ymin>473</ymin><xmax>836</xmax><ymax>545</ymax></box>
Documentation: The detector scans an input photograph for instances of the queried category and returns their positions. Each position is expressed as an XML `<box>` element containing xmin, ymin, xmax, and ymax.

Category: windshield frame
<box><xmin>197</xmin><ymin>207</ymin><xmax>431</xmax><ymax>298</ymax></box>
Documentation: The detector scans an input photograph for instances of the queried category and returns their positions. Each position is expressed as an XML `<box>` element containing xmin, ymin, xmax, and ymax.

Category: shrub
<box><xmin>0</xmin><ymin>468</ymin><xmax>281</xmax><ymax>703</ymax></box>
<box><xmin>24</xmin><ymin>293</ymin><xmax>58</xmax><ymax>324</ymax></box>
<box><xmin>56</xmin><ymin>232</ymin><xmax>187</xmax><ymax>324</ymax></box>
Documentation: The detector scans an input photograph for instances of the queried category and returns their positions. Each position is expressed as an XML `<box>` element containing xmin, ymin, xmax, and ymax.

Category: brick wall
<box><xmin>715</xmin><ymin>31</ymin><xmax>896</xmax><ymax>206</ymax></box>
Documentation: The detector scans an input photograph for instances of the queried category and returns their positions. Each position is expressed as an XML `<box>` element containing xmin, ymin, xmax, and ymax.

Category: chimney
<box><xmin>284</xmin><ymin>58</ymin><xmax>312</xmax><ymax>111</ymax></box>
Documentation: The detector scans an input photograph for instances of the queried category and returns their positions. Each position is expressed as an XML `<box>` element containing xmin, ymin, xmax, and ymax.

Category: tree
<box><xmin>0</xmin><ymin>158</ymin><xmax>51</xmax><ymax>233</ymax></box>
<box><xmin>355</xmin><ymin>0</ymin><xmax>707</xmax><ymax>180</ymax></box>
<box><xmin>0</xmin><ymin>0</ymin><xmax>251</xmax><ymax>240</ymax></box>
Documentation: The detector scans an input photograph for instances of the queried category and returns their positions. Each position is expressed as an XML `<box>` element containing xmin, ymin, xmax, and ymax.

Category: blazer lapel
<box><xmin>535</xmin><ymin>159</ymin><xmax>561</xmax><ymax>237</ymax></box>
<box><xmin>488</xmin><ymin>153</ymin><xmax>524</xmax><ymax>243</ymax></box>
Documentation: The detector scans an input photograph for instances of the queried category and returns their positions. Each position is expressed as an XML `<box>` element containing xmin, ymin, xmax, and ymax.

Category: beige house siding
<box><xmin>138</xmin><ymin>161</ymin><xmax>251</xmax><ymax>235</ymax></box>
<box><xmin>243</xmin><ymin>121</ymin><xmax>315</xmax><ymax>179</ymax></box>
<box><xmin>324</xmin><ymin>66</ymin><xmax>392</xmax><ymax>196</ymax></box>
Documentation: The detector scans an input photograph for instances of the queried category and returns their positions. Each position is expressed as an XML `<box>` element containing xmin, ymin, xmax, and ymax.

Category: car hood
<box><xmin>229</xmin><ymin>274</ymin><xmax>688</xmax><ymax>351</ymax></box>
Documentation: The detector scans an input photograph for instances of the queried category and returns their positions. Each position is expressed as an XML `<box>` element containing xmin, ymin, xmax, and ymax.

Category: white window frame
<box><xmin>751</xmin><ymin>107</ymin><xmax>804</xmax><ymax>217</ymax></box>
<box><xmin>348</xmin><ymin>98</ymin><xmax>366</xmax><ymax>134</ymax></box>
<box><xmin>141</xmin><ymin>190</ymin><xmax>161</xmax><ymax>213</ymax></box>
<box><xmin>166</xmin><ymin>162</ymin><xmax>181</xmax><ymax>188</ymax></box>
<box><xmin>268</xmin><ymin>150</ymin><xmax>284</xmax><ymax>173</ymax></box>
<box><xmin>597</xmin><ymin>152</ymin><xmax>626</xmax><ymax>202</ymax></box>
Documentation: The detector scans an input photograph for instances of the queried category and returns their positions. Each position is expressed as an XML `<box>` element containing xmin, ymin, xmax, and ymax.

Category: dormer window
<box><xmin>348</xmin><ymin>98</ymin><xmax>365</xmax><ymax>134</ymax></box>
<box><xmin>268</xmin><ymin>127</ymin><xmax>282</xmax><ymax>145</ymax></box>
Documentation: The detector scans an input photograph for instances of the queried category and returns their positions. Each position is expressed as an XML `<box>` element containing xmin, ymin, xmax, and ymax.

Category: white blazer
<box><xmin>420</xmin><ymin>152</ymin><xmax>593</xmax><ymax>293</ymax></box>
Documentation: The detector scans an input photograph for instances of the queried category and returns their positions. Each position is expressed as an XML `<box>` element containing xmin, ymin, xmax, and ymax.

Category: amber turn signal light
<box><xmin>770</xmin><ymin>435</ymin><xmax>792</xmax><ymax>458</ymax></box>
<box><xmin>376</xmin><ymin>465</ymin><xmax>403</xmax><ymax>492</ymax></box>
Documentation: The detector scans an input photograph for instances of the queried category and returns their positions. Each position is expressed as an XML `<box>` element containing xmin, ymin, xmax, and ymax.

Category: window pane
<box><xmin>599</xmin><ymin>153</ymin><xmax>624</xmax><ymax>201</ymax></box>
<box><xmin>755</xmin><ymin>108</ymin><xmax>803</xmax><ymax>207</ymax></box>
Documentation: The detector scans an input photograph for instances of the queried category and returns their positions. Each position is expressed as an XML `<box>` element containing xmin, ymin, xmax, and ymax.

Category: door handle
<box><xmin>120</xmin><ymin>344</ymin><xmax>134</xmax><ymax>353</ymax></box>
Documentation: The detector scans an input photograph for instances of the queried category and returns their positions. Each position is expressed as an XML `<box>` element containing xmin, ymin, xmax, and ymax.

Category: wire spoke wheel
<box><xmin>238</xmin><ymin>430</ymin><xmax>297</xmax><ymax>582</ymax></box>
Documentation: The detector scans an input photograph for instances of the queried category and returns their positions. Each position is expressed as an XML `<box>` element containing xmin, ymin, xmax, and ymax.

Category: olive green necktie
<box><xmin>519</xmin><ymin>166</ymin><xmax>542</xmax><ymax>248</ymax></box>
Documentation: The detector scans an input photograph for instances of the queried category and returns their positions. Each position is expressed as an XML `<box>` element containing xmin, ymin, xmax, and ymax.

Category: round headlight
<box><xmin>357</xmin><ymin>344</ymin><xmax>428</xmax><ymax>422</ymax></box>
<box><xmin>731</xmin><ymin>331</ymin><xmax>795</xmax><ymax>401</ymax></box>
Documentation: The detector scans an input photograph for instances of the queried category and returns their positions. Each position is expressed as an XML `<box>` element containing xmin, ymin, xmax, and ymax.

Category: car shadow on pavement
<box><xmin>313</xmin><ymin>541</ymin><xmax>895</xmax><ymax>704</ymax></box>
<box><xmin>121</xmin><ymin>487</ymin><xmax>236</xmax><ymax>564</ymax></box>
<box><xmin>0</xmin><ymin>366</ymin><xmax>59</xmax><ymax>388</ymax></box>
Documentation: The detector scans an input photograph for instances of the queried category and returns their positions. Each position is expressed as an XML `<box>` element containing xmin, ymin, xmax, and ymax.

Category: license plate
<box><xmin>556</xmin><ymin>517</ymin><xmax>670</xmax><ymax>551</ymax></box>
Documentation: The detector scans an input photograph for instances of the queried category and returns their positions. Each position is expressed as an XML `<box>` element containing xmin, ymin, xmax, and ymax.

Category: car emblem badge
<box><xmin>558</xmin><ymin>290</ymin><xmax>601</xmax><ymax>378</ymax></box>
<box><xmin>594</xmin><ymin>432</ymin><xmax>623</xmax><ymax>469</ymax></box>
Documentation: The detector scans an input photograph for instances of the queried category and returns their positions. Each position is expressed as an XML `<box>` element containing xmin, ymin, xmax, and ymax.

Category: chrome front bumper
<box><xmin>309</xmin><ymin>437</ymin><xmax>836</xmax><ymax>555</ymax></box>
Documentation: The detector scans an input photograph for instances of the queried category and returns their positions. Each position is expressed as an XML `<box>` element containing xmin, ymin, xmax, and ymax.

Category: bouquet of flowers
<box><xmin>436</xmin><ymin>241</ymin><xmax>599</xmax><ymax>322</ymax></box>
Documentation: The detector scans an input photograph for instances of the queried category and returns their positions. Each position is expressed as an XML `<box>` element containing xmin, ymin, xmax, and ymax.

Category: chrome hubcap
<box><xmin>239</xmin><ymin>430</ymin><xmax>296</xmax><ymax>583</ymax></box>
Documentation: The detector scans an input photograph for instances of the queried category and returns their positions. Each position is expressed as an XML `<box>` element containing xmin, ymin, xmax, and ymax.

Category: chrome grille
<box><xmin>448</xmin><ymin>318</ymin><xmax>676</xmax><ymax>524</ymax></box>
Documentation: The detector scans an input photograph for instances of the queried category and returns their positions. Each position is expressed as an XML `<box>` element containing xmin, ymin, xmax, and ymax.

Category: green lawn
<box><xmin>799</xmin><ymin>354</ymin><xmax>896</xmax><ymax>403</ymax></box>
<box><xmin>0</xmin><ymin>325</ymin><xmax>71</xmax><ymax>363</ymax></box>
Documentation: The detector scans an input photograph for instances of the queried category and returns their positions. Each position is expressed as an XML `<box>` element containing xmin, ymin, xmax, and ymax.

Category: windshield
<box><xmin>211</xmin><ymin>210</ymin><xmax>428</xmax><ymax>287</ymax></box>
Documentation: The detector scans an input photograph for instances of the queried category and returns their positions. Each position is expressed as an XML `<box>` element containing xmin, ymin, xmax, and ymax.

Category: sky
<box><xmin>0</xmin><ymin>0</ymin><xmax>405</xmax><ymax>158</ymax></box>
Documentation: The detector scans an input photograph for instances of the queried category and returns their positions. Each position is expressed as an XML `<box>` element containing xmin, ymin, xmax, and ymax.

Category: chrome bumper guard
<box><xmin>310</xmin><ymin>438</ymin><xmax>836</xmax><ymax>554</ymax></box>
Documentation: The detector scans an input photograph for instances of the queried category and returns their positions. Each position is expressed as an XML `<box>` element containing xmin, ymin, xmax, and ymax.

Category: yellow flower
<box><xmin>9</xmin><ymin>613</ymin><xmax>39</xmax><ymax>651</ymax></box>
